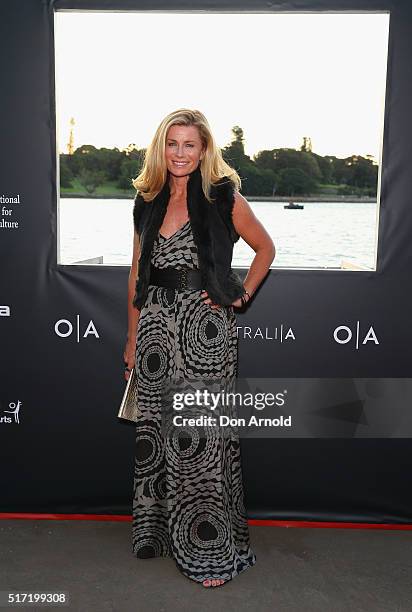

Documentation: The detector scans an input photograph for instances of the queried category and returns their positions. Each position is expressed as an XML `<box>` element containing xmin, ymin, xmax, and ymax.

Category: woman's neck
<box><xmin>168</xmin><ymin>172</ymin><xmax>189</xmax><ymax>198</ymax></box>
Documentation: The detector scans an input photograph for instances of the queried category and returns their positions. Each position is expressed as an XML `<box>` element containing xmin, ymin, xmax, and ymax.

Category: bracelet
<box><xmin>240</xmin><ymin>288</ymin><xmax>251</xmax><ymax>307</ymax></box>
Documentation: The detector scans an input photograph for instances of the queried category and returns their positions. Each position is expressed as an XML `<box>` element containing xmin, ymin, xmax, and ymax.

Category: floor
<box><xmin>1</xmin><ymin>519</ymin><xmax>411</xmax><ymax>611</ymax></box>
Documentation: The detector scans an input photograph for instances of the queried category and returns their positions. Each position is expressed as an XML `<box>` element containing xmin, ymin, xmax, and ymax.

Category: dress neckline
<box><xmin>158</xmin><ymin>220</ymin><xmax>190</xmax><ymax>241</ymax></box>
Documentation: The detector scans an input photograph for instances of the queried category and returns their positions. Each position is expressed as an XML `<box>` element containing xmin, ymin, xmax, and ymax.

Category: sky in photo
<box><xmin>54</xmin><ymin>11</ymin><xmax>390</xmax><ymax>161</ymax></box>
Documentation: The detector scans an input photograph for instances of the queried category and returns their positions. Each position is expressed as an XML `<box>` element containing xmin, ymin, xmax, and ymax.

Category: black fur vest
<box><xmin>132</xmin><ymin>164</ymin><xmax>245</xmax><ymax>309</ymax></box>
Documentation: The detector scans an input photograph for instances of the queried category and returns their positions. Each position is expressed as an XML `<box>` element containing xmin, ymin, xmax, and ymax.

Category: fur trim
<box><xmin>132</xmin><ymin>165</ymin><xmax>244</xmax><ymax>308</ymax></box>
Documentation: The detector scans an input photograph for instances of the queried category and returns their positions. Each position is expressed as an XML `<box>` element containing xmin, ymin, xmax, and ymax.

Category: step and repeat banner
<box><xmin>1</xmin><ymin>0</ymin><xmax>412</xmax><ymax>522</ymax></box>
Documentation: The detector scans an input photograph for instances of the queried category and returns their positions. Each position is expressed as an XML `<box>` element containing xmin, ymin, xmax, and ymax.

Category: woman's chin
<box><xmin>167</xmin><ymin>162</ymin><xmax>197</xmax><ymax>175</ymax></box>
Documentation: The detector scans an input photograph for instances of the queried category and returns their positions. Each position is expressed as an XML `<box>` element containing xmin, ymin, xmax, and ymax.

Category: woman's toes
<box><xmin>202</xmin><ymin>577</ymin><xmax>225</xmax><ymax>587</ymax></box>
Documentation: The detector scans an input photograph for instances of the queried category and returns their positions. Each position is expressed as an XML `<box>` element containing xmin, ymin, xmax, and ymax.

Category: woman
<box><xmin>123</xmin><ymin>109</ymin><xmax>275</xmax><ymax>588</ymax></box>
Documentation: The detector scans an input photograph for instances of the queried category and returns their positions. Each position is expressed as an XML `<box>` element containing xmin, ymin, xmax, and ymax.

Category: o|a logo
<box><xmin>0</xmin><ymin>305</ymin><xmax>10</xmax><ymax>317</ymax></box>
<box><xmin>333</xmin><ymin>322</ymin><xmax>379</xmax><ymax>349</ymax></box>
<box><xmin>54</xmin><ymin>315</ymin><xmax>100</xmax><ymax>341</ymax></box>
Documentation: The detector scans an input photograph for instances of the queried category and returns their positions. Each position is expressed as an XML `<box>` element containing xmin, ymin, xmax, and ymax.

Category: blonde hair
<box><xmin>132</xmin><ymin>108</ymin><xmax>241</xmax><ymax>203</ymax></box>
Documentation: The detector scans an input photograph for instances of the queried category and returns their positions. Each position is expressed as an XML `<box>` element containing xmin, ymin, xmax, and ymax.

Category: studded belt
<box><xmin>149</xmin><ymin>264</ymin><xmax>204</xmax><ymax>291</ymax></box>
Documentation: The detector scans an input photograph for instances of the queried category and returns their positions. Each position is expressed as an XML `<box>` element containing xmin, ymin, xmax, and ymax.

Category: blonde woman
<box><xmin>124</xmin><ymin>109</ymin><xmax>275</xmax><ymax>587</ymax></box>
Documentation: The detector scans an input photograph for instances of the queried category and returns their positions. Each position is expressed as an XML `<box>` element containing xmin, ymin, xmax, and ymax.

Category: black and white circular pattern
<box><xmin>132</xmin><ymin>221</ymin><xmax>256</xmax><ymax>583</ymax></box>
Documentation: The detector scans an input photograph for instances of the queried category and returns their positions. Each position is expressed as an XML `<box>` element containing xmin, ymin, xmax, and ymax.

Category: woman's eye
<box><xmin>167</xmin><ymin>143</ymin><xmax>194</xmax><ymax>147</ymax></box>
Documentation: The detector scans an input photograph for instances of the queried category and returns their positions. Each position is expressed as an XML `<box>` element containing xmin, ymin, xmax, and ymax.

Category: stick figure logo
<box><xmin>4</xmin><ymin>400</ymin><xmax>21</xmax><ymax>424</ymax></box>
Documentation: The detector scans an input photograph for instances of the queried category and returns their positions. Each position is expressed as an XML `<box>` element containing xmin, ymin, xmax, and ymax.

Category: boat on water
<box><xmin>284</xmin><ymin>200</ymin><xmax>304</xmax><ymax>209</ymax></box>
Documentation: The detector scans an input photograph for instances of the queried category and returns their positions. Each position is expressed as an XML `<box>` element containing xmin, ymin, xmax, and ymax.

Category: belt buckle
<box><xmin>180</xmin><ymin>268</ymin><xmax>188</xmax><ymax>290</ymax></box>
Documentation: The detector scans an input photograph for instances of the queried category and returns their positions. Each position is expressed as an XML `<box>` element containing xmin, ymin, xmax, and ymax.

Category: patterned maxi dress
<box><xmin>132</xmin><ymin>219</ymin><xmax>257</xmax><ymax>583</ymax></box>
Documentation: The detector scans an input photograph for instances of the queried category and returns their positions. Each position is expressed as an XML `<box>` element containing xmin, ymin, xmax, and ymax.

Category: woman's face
<box><xmin>165</xmin><ymin>124</ymin><xmax>205</xmax><ymax>177</ymax></box>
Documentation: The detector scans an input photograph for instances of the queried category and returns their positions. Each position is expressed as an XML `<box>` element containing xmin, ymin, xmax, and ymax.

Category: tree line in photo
<box><xmin>59</xmin><ymin>126</ymin><xmax>378</xmax><ymax>198</ymax></box>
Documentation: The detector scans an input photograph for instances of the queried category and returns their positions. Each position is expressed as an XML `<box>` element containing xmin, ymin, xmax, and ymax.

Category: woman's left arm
<box><xmin>231</xmin><ymin>191</ymin><xmax>276</xmax><ymax>307</ymax></box>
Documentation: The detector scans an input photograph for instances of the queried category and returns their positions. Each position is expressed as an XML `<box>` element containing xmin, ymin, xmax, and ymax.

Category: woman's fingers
<box><xmin>200</xmin><ymin>290</ymin><xmax>221</xmax><ymax>309</ymax></box>
<box><xmin>123</xmin><ymin>342</ymin><xmax>136</xmax><ymax>380</ymax></box>
<box><xmin>124</xmin><ymin>360</ymin><xmax>135</xmax><ymax>381</ymax></box>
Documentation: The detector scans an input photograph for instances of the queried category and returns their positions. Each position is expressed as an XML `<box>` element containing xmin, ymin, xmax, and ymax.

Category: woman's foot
<box><xmin>202</xmin><ymin>578</ymin><xmax>225</xmax><ymax>587</ymax></box>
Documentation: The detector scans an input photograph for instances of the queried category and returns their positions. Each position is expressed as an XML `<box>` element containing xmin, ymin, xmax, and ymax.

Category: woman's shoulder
<box><xmin>210</xmin><ymin>175</ymin><xmax>237</xmax><ymax>203</ymax></box>
<box><xmin>133</xmin><ymin>191</ymin><xmax>150</xmax><ymax>234</ymax></box>
<box><xmin>210</xmin><ymin>176</ymin><xmax>240</xmax><ymax>242</ymax></box>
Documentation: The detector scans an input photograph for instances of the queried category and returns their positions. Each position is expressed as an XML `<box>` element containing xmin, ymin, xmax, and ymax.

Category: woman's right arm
<box><xmin>123</xmin><ymin>229</ymin><xmax>141</xmax><ymax>380</ymax></box>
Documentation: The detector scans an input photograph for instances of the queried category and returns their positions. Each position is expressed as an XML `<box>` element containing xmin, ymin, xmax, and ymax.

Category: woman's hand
<box><xmin>201</xmin><ymin>290</ymin><xmax>251</xmax><ymax>310</ymax></box>
<box><xmin>231</xmin><ymin>292</ymin><xmax>252</xmax><ymax>309</ymax></box>
<box><xmin>231</xmin><ymin>296</ymin><xmax>245</xmax><ymax>309</ymax></box>
<box><xmin>123</xmin><ymin>337</ymin><xmax>137</xmax><ymax>381</ymax></box>
<box><xmin>200</xmin><ymin>290</ymin><xmax>222</xmax><ymax>309</ymax></box>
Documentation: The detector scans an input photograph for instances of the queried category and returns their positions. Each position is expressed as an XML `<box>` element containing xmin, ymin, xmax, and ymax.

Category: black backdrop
<box><xmin>1</xmin><ymin>0</ymin><xmax>412</xmax><ymax>522</ymax></box>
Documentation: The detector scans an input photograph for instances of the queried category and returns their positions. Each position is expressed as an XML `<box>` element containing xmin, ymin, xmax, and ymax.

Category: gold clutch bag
<box><xmin>117</xmin><ymin>367</ymin><xmax>142</xmax><ymax>423</ymax></box>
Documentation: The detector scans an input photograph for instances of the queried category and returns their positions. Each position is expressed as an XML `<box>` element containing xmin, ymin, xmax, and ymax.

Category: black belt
<box><xmin>149</xmin><ymin>264</ymin><xmax>204</xmax><ymax>291</ymax></box>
